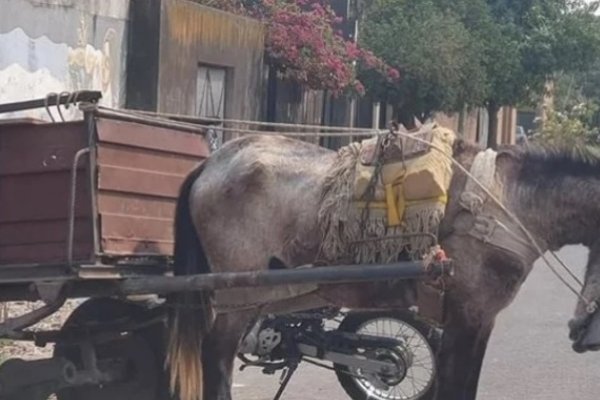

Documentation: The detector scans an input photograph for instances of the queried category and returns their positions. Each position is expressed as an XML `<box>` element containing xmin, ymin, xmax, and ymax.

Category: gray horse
<box><xmin>166</xmin><ymin>133</ymin><xmax>600</xmax><ymax>400</ymax></box>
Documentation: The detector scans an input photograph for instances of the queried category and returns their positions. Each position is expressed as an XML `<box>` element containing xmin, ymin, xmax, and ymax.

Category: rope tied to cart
<box><xmin>83</xmin><ymin>103</ymin><xmax>597</xmax><ymax>314</ymax></box>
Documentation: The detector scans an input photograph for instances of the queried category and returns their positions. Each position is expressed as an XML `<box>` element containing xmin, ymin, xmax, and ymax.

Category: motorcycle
<box><xmin>238</xmin><ymin>308</ymin><xmax>441</xmax><ymax>400</ymax></box>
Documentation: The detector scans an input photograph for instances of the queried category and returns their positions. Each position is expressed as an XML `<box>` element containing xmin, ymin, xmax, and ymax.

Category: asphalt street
<box><xmin>232</xmin><ymin>245</ymin><xmax>600</xmax><ymax>400</ymax></box>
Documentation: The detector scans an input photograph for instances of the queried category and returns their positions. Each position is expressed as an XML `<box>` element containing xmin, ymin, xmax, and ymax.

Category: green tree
<box><xmin>446</xmin><ymin>0</ymin><xmax>600</xmax><ymax>145</ymax></box>
<box><xmin>360</xmin><ymin>0</ymin><xmax>600</xmax><ymax>145</ymax></box>
<box><xmin>531</xmin><ymin>64</ymin><xmax>600</xmax><ymax>145</ymax></box>
<box><xmin>358</xmin><ymin>0</ymin><xmax>488</xmax><ymax>126</ymax></box>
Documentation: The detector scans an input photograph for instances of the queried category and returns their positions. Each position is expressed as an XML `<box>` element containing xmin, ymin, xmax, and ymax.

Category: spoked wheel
<box><xmin>53</xmin><ymin>298</ymin><xmax>171</xmax><ymax>400</ymax></box>
<box><xmin>334</xmin><ymin>311</ymin><xmax>439</xmax><ymax>400</ymax></box>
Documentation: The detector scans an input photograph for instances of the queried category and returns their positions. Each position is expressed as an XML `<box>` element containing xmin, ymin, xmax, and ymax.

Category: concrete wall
<box><xmin>0</xmin><ymin>0</ymin><xmax>129</xmax><ymax>120</ymax></box>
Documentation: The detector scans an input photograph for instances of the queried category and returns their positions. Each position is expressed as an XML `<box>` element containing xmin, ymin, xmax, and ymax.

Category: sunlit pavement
<box><xmin>232</xmin><ymin>245</ymin><xmax>600</xmax><ymax>399</ymax></box>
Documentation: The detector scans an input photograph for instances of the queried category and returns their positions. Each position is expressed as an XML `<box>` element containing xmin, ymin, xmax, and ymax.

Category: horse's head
<box><xmin>506</xmin><ymin>143</ymin><xmax>600</xmax><ymax>353</ymax></box>
<box><xmin>569</xmin><ymin>245</ymin><xmax>600</xmax><ymax>353</ymax></box>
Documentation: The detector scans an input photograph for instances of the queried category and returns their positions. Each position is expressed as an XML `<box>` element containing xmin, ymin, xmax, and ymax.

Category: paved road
<box><xmin>232</xmin><ymin>246</ymin><xmax>600</xmax><ymax>399</ymax></box>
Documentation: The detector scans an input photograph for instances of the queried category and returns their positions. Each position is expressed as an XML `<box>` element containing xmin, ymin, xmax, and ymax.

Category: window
<box><xmin>197</xmin><ymin>65</ymin><xmax>227</xmax><ymax>151</ymax></box>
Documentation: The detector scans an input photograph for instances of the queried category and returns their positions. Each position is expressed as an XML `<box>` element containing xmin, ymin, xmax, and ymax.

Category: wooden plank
<box><xmin>96</xmin><ymin>118</ymin><xmax>209</xmax><ymax>157</ymax></box>
<box><xmin>101</xmin><ymin>238</ymin><xmax>174</xmax><ymax>256</ymax></box>
<box><xmin>97</xmin><ymin>143</ymin><xmax>201</xmax><ymax>175</ymax></box>
<box><xmin>95</xmin><ymin>115</ymin><xmax>208</xmax><ymax>258</ymax></box>
<box><xmin>97</xmin><ymin>165</ymin><xmax>184</xmax><ymax>198</ymax></box>
<box><xmin>100</xmin><ymin>213</ymin><xmax>174</xmax><ymax>242</ymax></box>
<box><xmin>0</xmin><ymin>218</ymin><xmax>92</xmax><ymax>245</ymax></box>
<box><xmin>0</xmin><ymin>242</ymin><xmax>93</xmax><ymax>265</ymax></box>
<box><xmin>0</xmin><ymin>122</ymin><xmax>87</xmax><ymax>175</ymax></box>
<box><xmin>0</xmin><ymin>171</ymin><xmax>91</xmax><ymax>222</ymax></box>
<box><xmin>97</xmin><ymin>191</ymin><xmax>176</xmax><ymax>219</ymax></box>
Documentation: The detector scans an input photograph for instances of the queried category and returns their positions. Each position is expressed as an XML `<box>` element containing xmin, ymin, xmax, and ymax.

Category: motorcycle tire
<box><xmin>333</xmin><ymin>311</ymin><xmax>440</xmax><ymax>400</ymax></box>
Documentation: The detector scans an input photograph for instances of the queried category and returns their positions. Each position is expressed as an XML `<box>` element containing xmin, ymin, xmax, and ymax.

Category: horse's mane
<box><xmin>501</xmin><ymin>141</ymin><xmax>600</xmax><ymax>178</ymax></box>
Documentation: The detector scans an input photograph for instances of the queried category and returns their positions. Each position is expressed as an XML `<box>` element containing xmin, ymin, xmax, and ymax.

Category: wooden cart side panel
<box><xmin>0</xmin><ymin>171</ymin><xmax>91</xmax><ymax>222</ymax></box>
<box><xmin>95</xmin><ymin>117</ymin><xmax>209</xmax><ymax>257</ymax></box>
<box><xmin>0</xmin><ymin>241</ymin><xmax>94</xmax><ymax>266</ymax></box>
<box><xmin>0</xmin><ymin>121</ymin><xmax>94</xmax><ymax>264</ymax></box>
<box><xmin>97</xmin><ymin>192</ymin><xmax>176</xmax><ymax>220</ymax></box>
<box><xmin>0</xmin><ymin>122</ymin><xmax>87</xmax><ymax>175</ymax></box>
<box><xmin>96</xmin><ymin>118</ymin><xmax>208</xmax><ymax>156</ymax></box>
<box><xmin>97</xmin><ymin>165</ymin><xmax>187</xmax><ymax>199</ymax></box>
<box><xmin>0</xmin><ymin>217</ymin><xmax>92</xmax><ymax>245</ymax></box>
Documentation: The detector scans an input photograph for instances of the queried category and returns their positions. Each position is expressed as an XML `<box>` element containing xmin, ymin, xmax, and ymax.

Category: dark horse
<box><xmin>166</xmin><ymin>132</ymin><xmax>600</xmax><ymax>400</ymax></box>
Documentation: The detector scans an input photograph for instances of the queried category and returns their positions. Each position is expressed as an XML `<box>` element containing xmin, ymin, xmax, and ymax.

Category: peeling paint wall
<box><xmin>0</xmin><ymin>0</ymin><xmax>128</xmax><ymax>120</ymax></box>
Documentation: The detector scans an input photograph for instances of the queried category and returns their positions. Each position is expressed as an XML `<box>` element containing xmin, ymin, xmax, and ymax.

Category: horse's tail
<box><xmin>167</xmin><ymin>161</ymin><xmax>214</xmax><ymax>400</ymax></box>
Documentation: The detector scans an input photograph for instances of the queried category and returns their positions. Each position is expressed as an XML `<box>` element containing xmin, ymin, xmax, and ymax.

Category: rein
<box><xmin>383</xmin><ymin>128</ymin><xmax>598</xmax><ymax>315</ymax></box>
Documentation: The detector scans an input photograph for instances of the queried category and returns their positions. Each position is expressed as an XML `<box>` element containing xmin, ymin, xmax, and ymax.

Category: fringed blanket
<box><xmin>317</xmin><ymin>124</ymin><xmax>456</xmax><ymax>264</ymax></box>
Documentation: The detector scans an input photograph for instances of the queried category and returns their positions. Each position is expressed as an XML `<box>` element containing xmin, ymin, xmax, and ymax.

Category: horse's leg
<box><xmin>463</xmin><ymin>324</ymin><xmax>494</xmax><ymax>399</ymax></box>
<box><xmin>202</xmin><ymin>311</ymin><xmax>256</xmax><ymax>400</ymax></box>
<box><xmin>435</xmin><ymin>319</ymin><xmax>494</xmax><ymax>400</ymax></box>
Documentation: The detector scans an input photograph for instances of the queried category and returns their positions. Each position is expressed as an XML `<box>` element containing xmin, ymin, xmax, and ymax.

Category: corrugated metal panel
<box><xmin>95</xmin><ymin>116</ymin><xmax>208</xmax><ymax>257</ymax></box>
<box><xmin>0</xmin><ymin>121</ymin><xmax>94</xmax><ymax>264</ymax></box>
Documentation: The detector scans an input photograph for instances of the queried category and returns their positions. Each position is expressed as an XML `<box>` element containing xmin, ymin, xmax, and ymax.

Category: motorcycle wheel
<box><xmin>333</xmin><ymin>311</ymin><xmax>439</xmax><ymax>400</ymax></box>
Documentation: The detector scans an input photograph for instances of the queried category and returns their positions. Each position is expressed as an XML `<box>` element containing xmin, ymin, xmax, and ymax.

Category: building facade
<box><xmin>0</xmin><ymin>0</ymin><xmax>129</xmax><ymax>120</ymax></box>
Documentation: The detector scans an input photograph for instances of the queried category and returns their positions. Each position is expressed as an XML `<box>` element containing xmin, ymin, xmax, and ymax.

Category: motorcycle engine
<box><xmin>239</xmin><ymin>318</ymin><xmax>282</xmax><ymax>356</ymax></box>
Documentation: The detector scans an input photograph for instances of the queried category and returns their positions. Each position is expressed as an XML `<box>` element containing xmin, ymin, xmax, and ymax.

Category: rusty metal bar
<box><xmin>115</xmin><ymin>260</ymin><xmax>449</xmax><ymax>297</ymax></box>
<box><xmin>0</xmin><ymin>91</ymin><xmax>102</xmax><ymax>114</ymax></box>
<box><xmin>84</xmin><ymin>110</ymin><xmax>101</xmax><ymax>258</ymax></box>
<box><xmin>67</xmin><ymin>148</ymin><xmax>91</xmax><ymax>266</ymax></box>
<box><xmin>0</xmin><ymin>261</ymin><xmax>451</xmax><ymax>303</ymax></box>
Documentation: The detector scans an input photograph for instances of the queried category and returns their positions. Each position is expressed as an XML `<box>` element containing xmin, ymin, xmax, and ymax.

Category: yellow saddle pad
<box><xmin>353</xmin><ymin>123</ymin><xmax>456</xmax><ymax>227</ymax></box>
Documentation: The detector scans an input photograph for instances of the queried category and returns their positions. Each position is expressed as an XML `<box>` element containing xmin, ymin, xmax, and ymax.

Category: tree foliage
<box><xmin>531</xmin><ymin>63</ymin><xmax>600</xmax><ymax>145</ymax></box>
<box><xmin>358</xmin><ymin>0</ymin><xmax>488</xmax><ymax>120</ymax></box>
<box><xmin>531</xmin><ymin>105</ymin><xmax>600</xmax><ymax>145</ymax></box>
<box><xmin>359</xmin><ymin>0</ymin><xmax>600</xmax><ymax>139</ymax></box>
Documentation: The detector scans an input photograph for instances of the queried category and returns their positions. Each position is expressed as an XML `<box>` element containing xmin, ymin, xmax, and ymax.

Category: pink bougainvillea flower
<box><xmin>203</xmin><ymin>0</ymin><xmax>398</xmax><ymax>94</ymax></box>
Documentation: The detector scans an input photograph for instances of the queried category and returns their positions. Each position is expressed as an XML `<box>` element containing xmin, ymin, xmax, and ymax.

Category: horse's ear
<box><xmin>268</xmin><ymin>257</ymin><xmax>288</xmax><ymax>270</ymax></box>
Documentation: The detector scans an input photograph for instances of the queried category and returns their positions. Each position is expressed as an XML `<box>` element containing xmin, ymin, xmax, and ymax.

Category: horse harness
<box><xmin>459</xmin><ymin>149</ymin><xmax>539</xmax><ymax>262</ymax></box>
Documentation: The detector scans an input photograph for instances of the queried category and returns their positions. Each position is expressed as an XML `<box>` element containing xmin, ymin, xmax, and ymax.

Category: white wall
<box><xmin>0</xmin><ymin>0</ymin><xmax>129</xmax><ymax>120</ymax></box>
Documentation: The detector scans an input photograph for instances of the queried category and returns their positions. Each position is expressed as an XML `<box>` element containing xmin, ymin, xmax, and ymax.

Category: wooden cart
<box><xmin>0</xmin><ymin>92</ymin><xmax>449</xmax><ymax>400</ymax></box>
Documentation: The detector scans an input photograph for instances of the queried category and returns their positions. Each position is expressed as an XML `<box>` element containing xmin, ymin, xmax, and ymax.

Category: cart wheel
<box><xmin>53</xmin><ymin>298</ymin><xmax>172</xmax><ymax>400</ymax></box>
<box><xmin>334</xmin><ymin>311</ymin><xmax>440</xmax><ymax>400</ymax></box>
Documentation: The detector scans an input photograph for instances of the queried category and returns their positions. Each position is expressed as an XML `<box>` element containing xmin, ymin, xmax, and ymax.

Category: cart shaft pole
<box><xmin>117</xmin><ymin>261</ymin><xmax>446</xmax><ymax>296</ymax></box>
